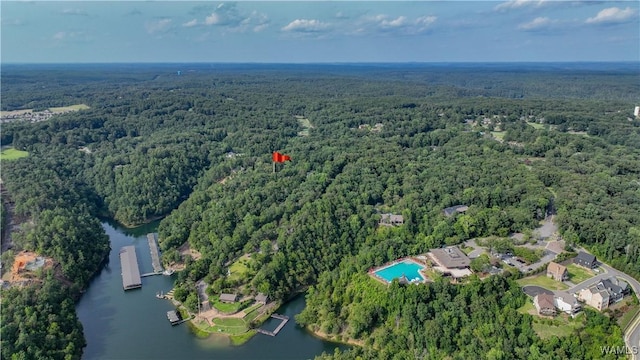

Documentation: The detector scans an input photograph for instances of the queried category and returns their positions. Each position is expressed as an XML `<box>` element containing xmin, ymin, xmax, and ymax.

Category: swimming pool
<box><xmin>374</xmin><ymin>260</ymin><xmax>425</xmax><ymax>283</ymax></box>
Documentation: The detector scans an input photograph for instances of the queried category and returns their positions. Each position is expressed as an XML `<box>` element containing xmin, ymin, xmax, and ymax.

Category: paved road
<box><xmin>525</xmin><ymin>249</ymin><xmax>557</xmax><ymax>272</ymax></box>
<box><xmin>626</xmin><ymin>313</ymin><xmax>640</xmax><ymax>360</ymax></box>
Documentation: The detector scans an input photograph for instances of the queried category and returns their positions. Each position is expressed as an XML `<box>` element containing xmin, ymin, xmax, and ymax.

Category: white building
<box><xmin>554</xmin><ymin>291</ymin><xmax>581</xmax><ymax>317</ymax></box>
<box><xmin>634</xmin><ymin>106</ymin><xmax>640</xmax><ymax>118</ymax></box>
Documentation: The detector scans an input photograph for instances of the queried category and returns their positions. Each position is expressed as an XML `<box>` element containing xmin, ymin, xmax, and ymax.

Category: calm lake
<box><xmin>76</xmin><ymin>221</ymin><xmax>346</xmax><ymax>360</ymax></box>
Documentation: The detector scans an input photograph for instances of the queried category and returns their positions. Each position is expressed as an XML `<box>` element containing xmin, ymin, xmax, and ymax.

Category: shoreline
<box><xmin>304</xmin><ymin>326</ymin><xmax>364</xmax><ymax>347</ymax></box>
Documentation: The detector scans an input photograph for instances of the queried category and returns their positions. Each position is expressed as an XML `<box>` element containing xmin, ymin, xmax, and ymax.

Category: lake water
<box><xmin>76</xmin><ymin>221</ymin><xmax>346</xmax><ymax>360</ymax></box>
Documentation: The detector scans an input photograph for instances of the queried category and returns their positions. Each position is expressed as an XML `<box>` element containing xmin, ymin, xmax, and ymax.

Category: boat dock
<box><xmin>256</xmin><ymin>314</ymin><xmax>290</xmax><ymax>336</ymax></box>
<box><xmin>120</xmin><ymin>246</ymin><xmax>142</xmax><ymax>290</ymax></box>
<box><xmin>146</xmin><ymin>233</ymin><xmax>164</xmax><ymax>273</ymax></box>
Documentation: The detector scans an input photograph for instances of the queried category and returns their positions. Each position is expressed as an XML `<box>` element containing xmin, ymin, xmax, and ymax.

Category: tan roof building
<box><xmin>428</xmin><ymin>247</ymin><xmax>471</xmax><ymax>269</ymax></box>
<box><xmin>546</xmin><ymin>262</ymin><xmax>568</xmax><ymax>282</ymax></box>
<box><xmin>534</xmin><ymin>293</ymin><xmax>557</xmax><ymax>316</ymax></box>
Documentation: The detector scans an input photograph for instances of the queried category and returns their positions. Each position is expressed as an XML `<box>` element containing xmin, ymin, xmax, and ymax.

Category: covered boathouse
<box><xmin>120</xmin><ymin>246</ymin><xmax>142</xmax><ymax>290</ymax></box>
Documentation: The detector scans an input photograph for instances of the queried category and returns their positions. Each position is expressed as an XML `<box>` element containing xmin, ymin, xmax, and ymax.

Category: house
<box><xmin>554</xmin><ymin>291</ymin><xmax>581</xmax><ymax>316</ymax></box>
<box><xmin>578</xmin><ymin>284</ymin><xmax>610</xmax><ymax>311</ymax></box>
<box><xmin>600</xmin><ymin>278</ymin><xmax>624</xmax><ymax>304</ymax></box>
<box><xmin>547</xmin><ymin>262</ymin><xmax>568</xmax><ymax>281</ymax></box>
<box><xmin>219</xmin><ymin>293</ymin><xmax>238</xmax><ymax>303</ymax></box>
<box><xmin>443</xmin><ymin>205</ymin><xmax>469</xmax><ymax>217</ymax></box>
<box><xmin>255</xmin><ymin>293</ymin><xmax>269</xmax><ymax>305</ymax></box>
<box><xmin>379</xmin><ymin>213</ymin><xmax>404</xmax><ymax>226</ymax></box>
<box><xmin>534</xmin><ymin>293</ymin><xmax>557</xmax><ymax>316</ymax></box>
<box><xmin>574</xmin><ymin>252</ymin><xmax>596</xmax><ymax>269</ymax></box>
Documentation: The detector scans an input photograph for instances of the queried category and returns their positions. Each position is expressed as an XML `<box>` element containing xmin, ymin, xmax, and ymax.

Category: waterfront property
<box><xmin>256</xmin><ymin>314</ymin><xmax>290</xmax><ymax>337</ymax></box>
<box><xmin>371</xmin><ymin>258</ymin><xmax>426</xmax><ymax>284</ymax></box>
<box><xmin>119</xmin><ymin>246</ymin><xmax>142</xmax><ymax>290</ymax></box>
<box><xmin>167</xmin><ymin>310</ymin><xmax>182</xmax><ymax>326</ymax></box>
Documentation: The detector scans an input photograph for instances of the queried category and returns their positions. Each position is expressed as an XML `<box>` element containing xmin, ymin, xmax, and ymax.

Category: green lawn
<box><xmin>0</xmin><ymin>147</ymin><xmax>29</xmax><ymax>160</ymax></box>
<box><xmin>619</xmin><ymin>305</ymin><xmax>640</xmax><ymax>330</ymax></box>
<box><xmin>526</xmin><ymin>122</ymin><xmax>545</xmax><ymax>130</ymax></box>
<box><xmin>491</xmin><ymin>131</ymin><xmax>505</xmax><ymax>141</ymax></box>
<box><xmin>213</xmin><ymin>317</ymin><xmax>246</xmax><ymax>326</ymax></box>
<box><xmin>532</xmin><ymin>317</ymin><xmax>580</xmax><ymax>339</ymax></box>
<box><xmin>517</xmin><ymin>275</ymin><xmax>569</xmax><ymax>290</ymax></box>
<box><xmin>517</xmin><ymin>301</ymin><xmax>536</xmax><ymax>315</ymax></box>
<box><xmin>230</xmin><ymin>330</ymin><xmax>257</xmax><ymax>345</ymax></box>
<box><xmin>228</xmin><ymin>254</ymin><xmax>252</xmax><ymax>282</ymax></box>
<box><xmin>212</xmin><ymin>298</ymin><xmax>243</xmax><ymax>313</ymax></box>
<box><xmin>566</xmin><ymin>264</ymin><xmax>594</xmax><ymax>284</ymax></box>
<box><xmin>49</xmin><ymin>104</ymin><xmax>90</xmax><ymax>112</ymax></box>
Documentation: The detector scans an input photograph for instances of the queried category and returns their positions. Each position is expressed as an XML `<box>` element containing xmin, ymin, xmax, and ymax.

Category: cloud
<box><xmin>145</xmin><ymin>19</ymin><xmax>172</xmax><ymax>34</ymax></box>
<box><xmin>61</xmin><ymin>8</ymin><xmax>88</xmax><ymax>16</ymax></box>
<box><xmin>201</xmin><ymin>3</ymin><xmax>269</xmax><ymax>32</ymax></box>
<box><xmin>183</xmin><ymin>19</ymin><xmax>198</xmax><ymax>27</ymax></box>
<box><xmin>585</xmin><ymin>7</ymin><xmax>636</xmax><ymax>25</ymax></box>
<box><xmin>354</xmin><ymin>14</ymin><xmax>437</xmax><ymax>35</ymax></box>
<box><xmin>52</xmin><ymin>31</ymin><xmax>89</xmax><ymax>42</ymax></box>
<box><xmin>281</xmin><ymin>19</ymin><xmax>331</xmax><ymax>33</ymax></box>
<box><xmin>495</xmin><ymin>0</ymin><xmax>547</xmax><ymax>11</ymax></box>
<box><xmin>518</xmin><ymin>16</ymin><xmax>553</xmax><ymax>30</ymax></box>
<box><xmin>204</xmin><ymin>2</ymin><xmax>242</xmax><ymax>26</ymax></box>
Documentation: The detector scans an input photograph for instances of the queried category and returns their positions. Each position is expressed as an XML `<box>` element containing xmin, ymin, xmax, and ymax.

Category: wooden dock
<box><xmin>256</xmin><ymin>314</ymin><xmax>289</xmax><ymax>336</ymax></box>
<box><xmin>146</xmin><ymin>233</ymin><xmax>164</xmax><ymax>273</ymax></box>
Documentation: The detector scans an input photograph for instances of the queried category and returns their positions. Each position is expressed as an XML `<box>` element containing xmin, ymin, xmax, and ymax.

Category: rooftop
<box><xmin>429</xmin><ymin>247</ymin><xmax>471</xmax><ymax>269</ymax></box>
<box><xmin>443</xmin><ymin>205</ymin><xmax>469</xmax><ymax>217</ymax></box>
<box><xmin>120</xmin><ymin>246</ymin><xmax>142</xmax><ymax>290</ymax></box>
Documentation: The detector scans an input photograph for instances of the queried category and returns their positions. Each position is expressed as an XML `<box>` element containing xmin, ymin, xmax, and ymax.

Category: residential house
<box><xmin>219</xmin><ymin>293</ymin><xmax>239</xmax><ymax>303</ymax></box>
<box><xmin>443</xmin><ymin>205</ymin><xmax>469</xmax><ymax>217</ymax></box>
<box><xmin>574</xmin><ymin>252</ymin><xmax>597</xmax><ymax>269</ymax></box>
<box><xmin>554</xmin><ymin>291</ymin><xmax>581</xmax><ymax>316</ymax></box>
<box><xmin>547</xmin><ymin>262</ymin><xmax>568</xmax><ymax>282</ymax></box>
<box><xmin>255</xmin><ymin>293</ymin><xmax>269</xmax><ymax>305</ymax></box>
<box><xmin>379</xmin><ymin>213</ymin><xmax>404</xmax><ymax>227</ymax></box>
<box><xmin>601</xmin><ymin>278</ymin><xmax>624</xmax><ymax>304</ymax></box>
<box><xmin>578</xmin><ymin>284</ymin><xmax>610</xmax><ymax>311</ymax></box>
<box><xmin>534</xmin><ymin>293</ymin><xmax>557</xmax><ymax>316</ymax></box>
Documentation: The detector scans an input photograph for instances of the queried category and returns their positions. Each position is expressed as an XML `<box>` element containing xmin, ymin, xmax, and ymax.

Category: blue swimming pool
<box><xmin>374</xmin><ymin>260</ymin><xmax>425</xmax><ymax>283</ymax></box>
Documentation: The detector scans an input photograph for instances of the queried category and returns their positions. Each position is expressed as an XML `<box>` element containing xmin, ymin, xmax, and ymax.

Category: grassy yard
<box><xmin>532</xmin><ymin>315</ymin><xmax>583</xmax><ymax>339</ymax></box>
<box><xmin>566</xmin><ymin>264</ymin><xmax>594</xmax><ymax>284</ymax></box>
<box><xmin>517</xmin><ymin>301</ymin><xmax>536</xmax><ymax>315</ymax></box>
<box><xmin>517</xmin><ymin>275</ymin><xmax>569</xmax><ymax>290</ymax></box>
<box><xmin>0</xmin><ymin>147</ymin><xmax>29</xmax><ymax>160</ymax></box>
<box><xmin>230</xmin><ymin>330</ymin><xmax>257</xmax><ymax>345</ymax></box>
<box><xmin>228</xmin><ymin>254</ymin><xmax>252</xmax><ymax>282</ymax></box>
<box><xmin>491</xmin><ymin>131</ymin><xmax>505</xmax><ymax>141</ymax></box>
<box><xmin>212</xmin><ymin>298</ymin><xmax>246</xmax><ymax>314</ymax></box>
<box><xmin>49</xmin><ymin>104</ymin><xmax>90</xmax><ymax>112</ymax></box>
<box><xmin>526</xmin><ymin>122</ymin><xmax>545</xmax><ymax>130</ymax></box>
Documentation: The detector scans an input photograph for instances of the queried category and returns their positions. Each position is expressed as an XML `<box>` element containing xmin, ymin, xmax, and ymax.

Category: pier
<box><xmin>120</xmin><ymin>246</ymin><xmax>142</xmax><ymax>290</ymax></box>
<box><xmin>256</xmin><ymin>314</ymin><xmax>290</xmax><ymax>336</ymax></box>
<box><xmin>147</xmin><ymin>233</ymin><xmax>164</xmax><ymax>273</ymax></box>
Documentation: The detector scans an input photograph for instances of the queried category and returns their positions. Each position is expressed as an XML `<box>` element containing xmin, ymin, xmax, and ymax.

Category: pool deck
<box><xmin>369</xmin><ymin>257</ymin><xmax>429</xmax><ymax>285</ymax></box>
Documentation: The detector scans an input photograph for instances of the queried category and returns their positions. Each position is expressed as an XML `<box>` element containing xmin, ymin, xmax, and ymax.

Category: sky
<box><xmin>1</xmin><ymin>1</ymin><xmax>639</xmax><ymax>63</ymax></box>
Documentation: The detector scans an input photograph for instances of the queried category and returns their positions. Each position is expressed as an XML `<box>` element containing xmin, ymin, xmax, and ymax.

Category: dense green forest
<box><xmin>1</xmin><ymin>63</ymin><xmax>639</xmax><ymax>359</ymax></box>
